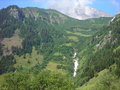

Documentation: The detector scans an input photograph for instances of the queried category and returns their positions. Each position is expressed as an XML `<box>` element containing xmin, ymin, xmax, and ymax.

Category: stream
<box><xmin>73</xmin><ymin>52</ymin><xmax>79</xmax><ymax>77</ymax></box>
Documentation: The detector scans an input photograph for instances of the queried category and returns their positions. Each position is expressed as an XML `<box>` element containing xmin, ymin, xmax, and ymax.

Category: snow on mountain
<box><xmin>50</xmin><ymin>6</ymin><xmax>112</xmax><ymax>20</ymax></box>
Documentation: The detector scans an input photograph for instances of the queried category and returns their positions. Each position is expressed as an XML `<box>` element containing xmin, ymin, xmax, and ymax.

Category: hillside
<box><xmin>75</xmin><ymin>14</ymin><xmax>120</xmax><ymax>89</ymax></box>
<box><xmin>0</xmin><ymin>5</ymin><xmax>120</xmax><ymax>90</ymax></box>
<box><xmin>77</xmin><ymin>65</ymin><xmax>120</xmax><ymax>90</ymax></box>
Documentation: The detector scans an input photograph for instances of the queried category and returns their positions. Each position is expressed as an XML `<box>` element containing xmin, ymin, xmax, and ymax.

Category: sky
<box><xmin>0</xmin><ymin>0</ymin><xmax>120</xmax><ymax>15</ymax></box>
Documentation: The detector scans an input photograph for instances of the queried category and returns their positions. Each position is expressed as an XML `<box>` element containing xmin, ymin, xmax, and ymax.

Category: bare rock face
<box><xmin>8</xmin><ymin>5</ymin><xmax>25</xmax><ymax>19</ymax></box>
<box><xmin>95</xmin><ymin>31</ymin><xmax>112</xmax><ymax>49</ymax></box>
<box><xmin>50</xmin><ymin>6</ymin><xmax>112</xmax><ymax>20</ymax></box>
<box><xmin>9</xmin><ymin>7</ymin><xmax>19</xmax><ymax>19</ymax></box>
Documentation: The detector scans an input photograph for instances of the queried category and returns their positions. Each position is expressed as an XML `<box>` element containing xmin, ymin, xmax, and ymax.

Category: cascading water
<box><xmin>73</xmin><ymin>52</ymin><xmax>79</xmax><ymax>77</ymax></box>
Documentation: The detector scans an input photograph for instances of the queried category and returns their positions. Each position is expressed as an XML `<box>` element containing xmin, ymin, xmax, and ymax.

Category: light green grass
<box><xmin>46</xmin><ymin>62</ymin><xmax>66</xmax><ymax>75</ymax></box>
<box><xmin>53</xmin><ymin>52</ymin><xmax>63</xmax><ymax>56</ymax></box>
<box><xmin>77</xmin><ymin>65</ymin><xmax>120</xmax><ymax>90</ymax></box>
<box><xmin>79</xmin><ymin>29</ymin><xmax>92</xmax><ymax>32</ymax></box>
<box><xmin>63</xmin><ymin>43</ymin><xmax>73</xmax><ymax>46</ymax></box>
<box><xmin>0</xmin><ymin>73</ymin><xmax>9</xmax><ymax>88</ymax></box>
<box><xmin>113</xmin><ymin>46</ymin><xmax>120</xmax><ymax>53</ymax></box>
<box><xmin>68</xmin><ymin>36</ymin><xmax>79</xmax><ymax>42</ymax></box>
<box><xmin>14</xmin><ymin>47</ymin><xmax>43</xmax><ymax>69</ymax></box>
<box><xmin>66</xmin><ymin>31</ymin><xmax>91</xmax><ymax>37</ymax></box>
<box><xmin>73</xmin><ymin>32</ymin><xmax>91</xmax><ymax>37</ymax></box>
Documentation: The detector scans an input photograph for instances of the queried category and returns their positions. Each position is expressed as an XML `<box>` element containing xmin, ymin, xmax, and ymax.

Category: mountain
<box><xmin>0</xmin><ymin>5</ymin><xmax>111</xmax><ymax>74</ymax></box>
<box><xmin>76</xmin><ymin>14</ymin><xmax>120</xmax><ymax>89</ymax></box>
<box><xmin>0</xmin><ymin>5</ymin><xmax>120</xmax><ymax>90</ymax></box>
<box><xmin>50</xmin><ymin>6</ymin><xmax>112</xmax><ymax>20</ymax></box>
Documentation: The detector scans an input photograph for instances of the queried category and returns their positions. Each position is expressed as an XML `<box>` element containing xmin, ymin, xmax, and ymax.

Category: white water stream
<box><xmin>73</xmin><ymin>52</ymin><xmax>79</xmax><ymax>77</ymax></box>
<box><xmin>111</xmin><ymin>16</ymin><xmax>116</xmax><ymax>22</ymax></box>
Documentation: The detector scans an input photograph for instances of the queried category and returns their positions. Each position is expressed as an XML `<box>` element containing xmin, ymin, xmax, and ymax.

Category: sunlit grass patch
<box><xmin>64</xmin><ymin>43</ymin><xmax>73</xmax><ymax>46</ymax></box>
<box><xmin>53</xmin><ymin>52</ymin><xmax>63</xmax><ymax>56</ymax></box>
<box><xmin>66</xmin><ymin>31</ymin><xmax>91</xmax><ymax>37</ymax></box>
<box><xmin>68</xmin><ymin>36</ymin><xmax>79</xmax><ymax>42</ymax></box>
<box><xmin>46</xmin><ymin>62</ymin><xmax>66</xmax><ymax>75</ymax></box>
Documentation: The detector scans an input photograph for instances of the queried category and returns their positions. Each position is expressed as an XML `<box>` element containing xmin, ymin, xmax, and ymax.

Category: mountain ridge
<box><xmin>50</xmin><ymin>6</ymin><xmax>112</xmax><ymax>20</ymax></box>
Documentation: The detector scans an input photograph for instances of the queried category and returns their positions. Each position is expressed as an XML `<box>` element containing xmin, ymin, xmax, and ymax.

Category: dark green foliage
<box><xmin>114</xmin><ymin>47</ymin><xmax>120</xmax><ymax>77</ymax></box>
<box><xmin>0</xmin><ymin>44</ymin><xmax>3</xmax><ymax>55</ymax></box>
<box><xmin>0</xmin><ymin>55</ymin><xmax>16</xmax><ymax>74</ymax></box>
<box><xmin>57</xmin><ymin>65</ymin><xmax>66</xmax><ymax>69</ymax></box>
<box><xmin>0</xmin><ymin>5</ymin><xmax>24</xmax><ymax>39</ymax></box>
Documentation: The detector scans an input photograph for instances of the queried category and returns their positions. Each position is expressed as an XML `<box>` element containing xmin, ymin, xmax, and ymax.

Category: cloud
<box><xmin>32</xmin><ymin>0</ymin><xmax>95</xmax><ymax>14</ymax></box>
<box><xmin>32</xmin><ymin>0</ymin><xmax>100</xmax><ymax>20</ymax></box>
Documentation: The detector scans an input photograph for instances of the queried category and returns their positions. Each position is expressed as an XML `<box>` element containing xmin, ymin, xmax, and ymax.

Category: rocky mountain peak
<box><xmin>7</xmin><ymin>5</ymin><xmax>25</xmax><ymax>19</ymax></box>
<box><xmin>50</xmin><ymin>6</ymin><xmax>112</xmax><ymax>20</ymax></box>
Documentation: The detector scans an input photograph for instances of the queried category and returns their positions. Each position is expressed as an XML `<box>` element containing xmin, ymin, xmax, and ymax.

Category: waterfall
<box><xmin>73</xmin><ymin>52</ymin><xmax>79</xmax><ymax>77</ymax></box>
<box><xmin>111</xmin><ymin>16</ymin><xmax>116</xmax><ymax>22</ymax></box>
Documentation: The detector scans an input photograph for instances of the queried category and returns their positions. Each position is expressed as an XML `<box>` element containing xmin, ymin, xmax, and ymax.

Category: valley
<box><xmin>0</xmin><ymin>5</ymin><xmax>120</xmax><ymax>90</ymax></box>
